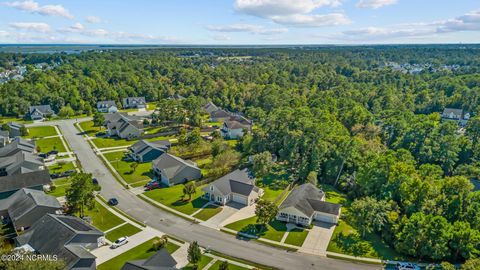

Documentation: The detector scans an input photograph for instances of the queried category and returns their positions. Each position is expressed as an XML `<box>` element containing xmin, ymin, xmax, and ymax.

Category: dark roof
<box><xmin>152</xmin><ymin>153</ymin><xmax>198</xmax><ymax>179</ymax></box>
<box><xmin>129</xmin><ymin>140</ymin><xmax>170</xmax><ymax>156</ymax></box>
<box><xmin>230</xmin><ymin>180</ymin><xmax>254</xmax><ymax>196</ymax></box>
<box><xmin>204</xmin><ymin>169</ymin><xmax>256</xmax><ymax>196</ymax></box>
<box><xmin>210</xmin><ymin>109</ymin><xmax>231</xmax><ymax>118</ymax></box>
<box><xmin>123</xmin><ymin>97</ymin><xmax>147</xmax><ymax>106</ymax></box>
<box><xmin>279</xmin><ymin>183</ymin><xmax>341</xmax><ymax>217</ymax></box>
<box><xmin>0</xmin><ymin>130</ymin><xmax>9</xmax><ymax>137</ymax></box>
<box><xmin>97</xmin><ymin>100</ymin><xmax>117</xmax><ymax>109</ymax></box>
<box><xmin>0</xmin><ymin>151</ymin><xmax>43</xmax><ymax>176</ymax></box>
<box><xmin>7</xmin><ymin>122</ymin><xmax>24</xmax><ymax>130</ymax></box>
<box><xmin>203</xmin><ymin>101</ymin><xmax>219</xmax><ymax>114</ymax></box>
<box><xmin>0</xmin><ymin>170</ymin><xmax>51</xmax><ymax>194</ymax></box>
<box><xmin>0</xmin><ymin>137</ymin><xmax>35</xmax><ymax>157</ymax></box>
<box><xmin>29</xmin><ymin>105</ymin><xmax>54</xmax><ymax>115</ymax></box>
<box><xmin>121</xmin><ymin>248</ymin><xmax>178</xmax><ymax>270</ymax></box>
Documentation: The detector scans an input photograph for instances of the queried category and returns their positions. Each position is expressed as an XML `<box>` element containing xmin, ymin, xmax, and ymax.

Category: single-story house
<box><xmin>0</xmin><ymin>170</ymin><xmax>52</xmax><ymax>199</ymax></box>
<box><xmin>0</xmin><ymin>130</ymin><xmax>9</xmax><ymax>147</ymax></box>
<box><xmin>29</xmin><ymin>105</ymin><xmax>55</xmax><ymax>120</ymax></box>
<box><xmin>277</xmin><ymin>183</ymin><xmax>341</xmax><ymax>226</ymax></box>
<box><xmin>15</xmin><ymin>214</ymin><xmax>105</xmax><ymax>270</ymax></box>
<box><xmin>0</xmin><ymin>151</ymin><xmax>44</xmax><ymax>177</ymax></box>
<box><xmin>221</xmin><ymin>115</ymin><xmax>252</xmax><ymax>139</ymax></box>
<box><xmin>152</xmin><ymin>153</ymin><xmax>201</xmax><ymax>186</ymax></box>
<box><xmin>96</xmin><ymin>100</ymin><xmax>118</xmax><ymax>113</ymax></box>
<box><xmin>441</xmin><ymin>108</ymin><xmax>470</xmax><ymax>126</ymax></box>
<box><xmin>123</xmin><ymin>97</ymin><xmax>147</xmax><ymax>109</ymax></box>
<box><xmin>202</xmin><ymin>169</ymin><xmax>263</xmax><ymax>206</ymax></box>
<box><xmin>209</xmin><ymin>109</ymin><xmax>231</xmax><ymax>123</ymax></box>
<box><xmin>203</xmin><ymin>101</ymin><xmax>219</xmax><ymax>115</ymax></box>
<box><xmin>7</xmin><ymin>122</ymin><xmax>25</xmax><ymax>138</ymax></box>
<box><xmin>128</xmin><ymin>139</ymin><xmax>171</xmax><ymax>163</ymax></box>
<box><xmin>121</xmin><ymin>248</ymin><xmax>178</xmax><ymax>270</ymax></box>
<box><xmin>105</xmin><ymin>112</ymin><xmax>144</xmax><ymax>139</ymax></box>
<box><xmin>0</xmin><ymin>188</ymin><xmax>62</xmax><ymax>230</ymax></box>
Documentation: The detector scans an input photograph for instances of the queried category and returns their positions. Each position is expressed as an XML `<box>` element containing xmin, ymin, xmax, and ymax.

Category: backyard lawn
<box><xmin>83</xmin><ymin>201</ymin><xmax>124</xmax><ymax>231</ymax></box>
<box><xmin>35</xmin><ymin>137</ymin><xmax>66</xmax><ymax>153</ymax></box>
<box><xmin>47</xmin><ymin>177</ymin><xmax>72</xmax><ymax>197</ymax></box>
<box><xmin>257</xmin><ymin>168</ymin><xmax>290</xmax><ymax>202</ymax></box>
<box><xmin>47</xmin><ymin>161</ymin><xmax>75</xmax><ymax>174</ymax></box>
<box><xmin>209</xmin><ymin>260</ymin><xmax>250</xmax><ymax>270</ymax></box>
<box><xmin>143</xmin><ymin>183</ymin><xmax>209</xmax><ymax>215</ymax></box>
<box><xmin>79</xmin><ymin>120</ymin><xmax>103</xmax><ymax>136</ymax></box>
<box><xmin>98</xmin><ymin>237</ymin><xmax>180</xmax><ymax>270</ymax></box>
<box><xmin>192</xmin><ymin>204</ymin><xmax>222</xmax><ymax>221</ymax></box>
<box><xmin>24</xmin><ymin>126</ymin><xmax>57</xmax><ymax>138</ymax></box>
<box><xmin>224</xmin><ymin>216</ymin><xmax>288</xmax><ymax>242</ymax></box>
<box><xmin>105</xmin><ymin>223</ymin><xmax>142</xmax><ymax>242</ymax></box>
<box><xmin>92</xmin><ymin>137</ymin><xmax>136</xmax><ymax>148</ymax></box>
<box><xmin>103</xmin><ymin>151</ymin><xmax>154</xmax><ymax>186</ymax></box>
<box><xmin>284</xmin><ymin>228</ymin><xmax>309</xmax><ymax>246</ymax></box>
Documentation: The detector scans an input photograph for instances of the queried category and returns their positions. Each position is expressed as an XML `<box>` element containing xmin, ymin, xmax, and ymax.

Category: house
<box><xmin>0</xmin><ymin>130</ymin><xmax>9</xmax><ymax>147</ymax></box>
<box><xmin>0</xmin><ymin>170</ymin><xmax>52</xmax><ymax>199</ymax></box>
<box><xmin>221</xmin><ymin>115</ymin><xmax>252</xmax><ymax>139</ymax></box>
<box><xmin>202</xmin><ymin>169</ymin><xmax>263</xmax><ymax>206</ymax></box>
<box><xmin>203</xmin><ymin>101</ymin><xmax>219</xmax><ymax>115</ymax></box>
<box><xmin>209</xmin><ymin>109</ymin><xmax>231</xmax><ymax>123</ymax></box>
<box><xmin>123</xmin><ymin>97</ymin><xmax>147</xmax><ymax>109</ymax></box>
<box><xmin>28</xmin><ymin>105</ymin><xmax>54</xmax><ymax>120</ymax></box>
<box><xmin>0</xmin><ymin>188</ymin><xmax>62</xmax><ymax>230</ymax></box>
<box><xmin>7</xmin><ymin>122</ymin><xmax>24</xmax><ymax>138</ymax></box>
<box><xmin>277</xmin><ymin>183</ymin><xmax>341</xmax><ymax>226</ymax></box>
<box><xmin>96</xmin><ymin>100</ymin><xmax>118</xmax><ymax>113</ymax></box>
<box><xmin>152</xmin><ymin>153</ymin><xmax>201</xmax><ymax>186</ymax></box>
<box><xmin>121</xmin><ymin>248</ymin><xmax>178</xmax><ymax>270</ymax></box>
<box><xmin>15</xmin><ymin>214</ymin><xmax>105</xmax><ymax>270</ymax></box>
<box><xmin>0</xmin><ymin>137</ymin><xmax>35</xmax><ymax>157</ymax></box>
<box><xmin>105</xmin><ymin>112</ymin><xmax>144</xmax><ymax>139</ymax></box>
<box><xmin>0</xmin><ymin>151</ymin><xmax>44</xmax><ymax>176</ymax></box>
<box><xmin>128</xmin><ymin>139</ymin><xmax>171</xmax><ymax>163</ymax></box>
<box><xmin>442</xmin><ymin>108</ymin><xmax>470</xmax><ymax>126</ymax></box>
<box><xmin>168</xmin><ymin>94</ymin><xmax>186</xmax><ymax>101</ymax></box>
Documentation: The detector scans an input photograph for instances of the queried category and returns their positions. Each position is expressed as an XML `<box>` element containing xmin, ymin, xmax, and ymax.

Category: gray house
<box><xmin>203</xmin><ymin>101</ymin><xmax>219</xmax><ymax>115</ymax></box>
<box><xmin>96</xmin><ymin>100</ymin><xmax>118</xmax><ymax>113</ymax></box>
<box><xmin>105</xmin><ymin>112</ymin><xmax>144</xmax><ymax>139</ymax></box>
<box><xmin>209</xmin><ymin>109</ymin><xmax>231</xmax><ymax>122</ymax></box>
<box><xmin>0</xmin><ymin>151</ymin><xmax>44</xmax><ymax>177</ymax></box>
<box><xmin>0</xmin><ymin>170</ymin><xmax>52</xmax><ymax>199</ymax></box>
<box><xmin>152</xmin><ymin>153</ymin><xmax>201</xmax><ymax>186</ymax></box>
<box><xmin>0</xmin><ymin>188</ymin><xmax>62</xmax><ymax>230</ymax></box>
<box><xmin>202</xmin><ymin>169</ymin><xmax>263</xmax><ymax>206</ymax></box>
<box><xmin>29</xmin><ymin>105</ymin><xmax>55</xmax><ymax>120</ymax></box>
<box><xmin>15</xmin><ymin>214</ymin><xmax>105</xmax><ymax>270</ymax></box>
<box><xmin>128</xmin><ymin>139</ymin><xmax>171</xmax><ymax>163</ymax></box>
<box><xmin>7</xmin><ymin>122</ymin><xmax>25</xmax><ymax>138</ymax></box>
<box><xmin>123</xmin><ymin>97</ymin><xmax>147</xmax><ymax>109</ymax></box>
<box><xmin>441</xmin><ymin>108</ymin><xmax>470</xmax><ymax>126</ymax></box>
<box><xmin>0</xmin><ymin>137</ymin><xmax>35</xmax><ymax>157</ymax></box>
<box><xmin>121</xmin><ymin>248</ymin><xmax>178</xmax><ymax>270</ymax></box>
<box><xmin>0</xmin><ymin>130</ymin><xmax>9</xmax><ymax>147</ymax></box>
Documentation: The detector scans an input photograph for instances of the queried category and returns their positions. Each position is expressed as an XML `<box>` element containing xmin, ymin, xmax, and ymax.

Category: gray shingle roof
<box><xmin>121</xmin><ymin>248</ymin><xmax>178</xmax><ymax>270</ymax></box>
<box><xmin>203</xmin><ymin>169</ymin><xmax>256</xmax><ymax>196</ymax></box>
<box><xmin>29</xmin><ymin>105</ymin><xmax>54</xmax><ymax>115</ymax></box>
<box><xmin>203</xmin><ymin>101</ymin><xmax>219</xmax><ymax>115</ymax></box>
<box><xmin>97</xmin><ymin>100</ymin><xmax>117</xmax><ymax>109</ymax></box>
<box><xmin>210</xmin><ymin>109</ymin><xmax>231</xmax><ymax>118</ymax></box>
<box><xmin>0</xmin><ymin>170</ymin><xmax>51</xmax><ymax>194</ymax></box>
<box><xmin>129</xmin><ymin>140</ymin><xmax>170</xmax><ymax>156</ymax></box>
<box><xmin>0</xmin><ymin>137</ymin><xmax>35</xmax><ymax>157</ymax></box>
<box><xmin>279</xmin><ymin>183</ymin><xmax>341</xmax><ymax>217</ymax></box>
<box><xmin>152</xmin><ymin>154</ymin><xmax>198</xmax><ymax>180</ymax></box>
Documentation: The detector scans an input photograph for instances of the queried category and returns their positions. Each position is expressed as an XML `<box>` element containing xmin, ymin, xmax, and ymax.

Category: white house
<box><xmin>277</xmin><ymin>183</ymin><xmax>341</xmax><ymax>226</ymax></box>
<box><xmin>221</xmin><ymin>115</ymin><xmax>252</xmax><ymax>139</ymax></box>
<box><xmin>96</xmin><ymin>100</ymin><xmax>118</xmax><ymax>113</ymax></box>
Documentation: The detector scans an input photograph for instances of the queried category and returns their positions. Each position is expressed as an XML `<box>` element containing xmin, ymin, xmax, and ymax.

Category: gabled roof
<box><xmin>203</xmin><ymin>169</ymin><xmax>256</xmax><ymax>196</ymax></box>
<box><xmin>29</xmin><ymin>105</ymin><xmax>54</xmax><ymax>115</ymax></box>
<box><xmin>121</xmin><ymin>248</ymin><xmax>178</xmax><ymax>270</ymax></box>
<box><xmin>203</xmin><ymin>101</ymin><xmax>219</xmax><ymax>114</ymax></box>
<box><xmin>442</xmin><ymin>108</ymin><xmax>463</xmax><ymax>116</ymax></box>
<box><xmin>224</xmin><ymin>120</ymin><xmax>251</xmax><ymax>130</ymax></box>
<box><xmin>152</xmin><ymin>153</ymin><xmax>198</xmax><ymax>180</ymax></box>
<box><xmin>279</xmin><ymin>183</ymin><xmax>341</xmax><ymax>217</ymax></box>
<box><xmin>129</xmin><ymin>140</ymin><xmax>170</xmax><ymax>156</ymax></box>
<box><xmin>0</xmin><ymin>130</ymin><xmax>9</xmax><ymax>138</ymax></box>
<box><xmin>7</xmin><ymin>122</ymin><xmax>24</xmax><ymax>130</ymax></box>
<box><xmin>210</xmin><ymin>109</ymin><xmax>231</xmax><ymax>118</ymax></box>
<box><xmin>0</xmin><ymin>170</ymin><xmax>51</xmax><ymax>194</ymax></box>
<box><xmin>97</xmin><ymin>100</ymin><xmax>117</xmax><ymax>109</ymax></box>
<box><xmin>123</xmin><ymin>97</ymin><xmax>147</xmax><ymax>105</ymax></box>
<box><xmin>0</xmin><ymin>151</ymin><xmax>43</xmax><ymax>175</ymax></box>
<box><xmin>0</xmin><ymin>137</ymin><xmax>35</xmax><ymax>157</ymax></box>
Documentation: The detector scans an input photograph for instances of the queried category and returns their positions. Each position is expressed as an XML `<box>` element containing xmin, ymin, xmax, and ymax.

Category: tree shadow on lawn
<box><xmin>259</xmin><ymin>170</ymin><xmax>290</xmax><ymax>191</ymax></box>
<box><xmin>171</xmin><ymin>197</ymin><xmax>208</xmax><ymax>208</ymax></box>
<box><xmin>238</xmin><ymin>220</ymin><xmax>287</xmax><ymax>238</ymax></box>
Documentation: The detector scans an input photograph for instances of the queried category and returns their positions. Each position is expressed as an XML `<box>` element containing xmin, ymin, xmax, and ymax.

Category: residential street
<box><xmin>29</xmin><ymin>119</ymin><xmax>379</xmax><ymax>270</ymax></box>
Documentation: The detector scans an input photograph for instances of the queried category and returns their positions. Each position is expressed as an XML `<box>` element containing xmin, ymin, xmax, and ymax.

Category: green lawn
<box><xmin>24</xmin><ymin>126</ymin><xmax>57</xmax><ymax>138</ymax></box>
<box><xmin>143</xmin><ymin>183</ymin><xmax>209</xmax><ymax>215</ymax></box>
<box><xmin>209</xmin><ymin>260</ymin><xmax>250</xmax><ymax>270</ymax></box>
<box><xmin>105</xmin><ymin>223</ymin><xmax>142</xmax><ymax>242</ymax></box>
<box><xmin>104</xmin><ymin>151</ymin><xmax>154</xmax><ymax>185</ymax></box>
<box><xmin>183</xmin><ymin>256</ymin><xmax>213</xmax><ymax>270</ymax></box>
<box><xmin>35</xmin><ymin>137</ymin><xmax>66</xmax><ymax>153</ymax></box>
<box><xmin>257</xmin><ymin>168</ymin><xmax>290</xmax><ymax>202</ymax></box>
<box><xmin>0</xmin><ymin>116</ymin><xmax>32</xmax><ymax>124</ymax></box>
<box><xmin>284</xmin><ymin>228</ymin><xmax>309</xmax><ymax>246</ymax></box>
<box><xmin>147</xmin><ymin>102</ymin><xmax>156</xmax><ymax>110</ymax></box>
<box><xmin>83</xmin><ymin>201</ymin><xmax>124</xmax><ymax>231</ymax></box>
<box><xmin>225</xmin><ymin>216</ymin><xmax>287</xmax><ymax>242</ymax></box>
<box><xmin>92</xmin><ymin>137</ymin><xmax>136</xmax><ymax>148</ymax></box>
<box><xmin>192</xmin><ymin>204</ymin><xmax>222</xmax><ymax>221</ymax></box>
<box><xmin>47</xmin><ymin>161</ymin><xmax>75</xmax><ymax>174</ymax></box>
<box><xmin>98</xmin><ymin>237</ymin><xmax>180</xmax><ymax>270</ymax></box>
<box><xmin>193</xmin><ymin>156</ymin><xmax>213</xmax><ymax>177</ymax></box>
<box><xmin>47</xmin><ymin>177</ymin><xmax>72</xmax><ymax>197</ymax></box>
<box><xmin>79</xmin><ymin>121</ymin><xmax>103</xmax><ymax>136</ymax></box>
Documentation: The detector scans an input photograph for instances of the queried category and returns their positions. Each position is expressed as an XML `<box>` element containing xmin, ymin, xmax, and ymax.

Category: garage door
<box><xmin>232</xmin><ymin>194</ymin><xmax>247</xmax><ymax>205</ymax></box>
<box><xmin>314</xmin><ymin>213</ymin><xmax>336</xmax><ymax>223</ymax></box>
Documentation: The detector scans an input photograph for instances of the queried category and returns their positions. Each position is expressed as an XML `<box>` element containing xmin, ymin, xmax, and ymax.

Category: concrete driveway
<box><xmin>202</xmin><ymin>202</ymin><xmax>244</xmax><ymax>229</ymax></box>
<box><xmin>299</xmin><ymin>221</ymin><xmax>336</xmax><ymax>256</ymax></box>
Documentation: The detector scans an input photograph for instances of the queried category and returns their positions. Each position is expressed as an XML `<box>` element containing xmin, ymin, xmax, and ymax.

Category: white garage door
<box><xmin>314</xmin><ymin>213</ymin><xmax>336</xmax><ymax>223</ymax></box>
<box><xmin>232</xmin><ymin>194</ymin><xmax>247</xmax><ymax>205</ymax></box>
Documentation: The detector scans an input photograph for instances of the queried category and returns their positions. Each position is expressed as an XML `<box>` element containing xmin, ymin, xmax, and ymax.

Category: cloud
<box><xmin>356</xmin><ymin>0</ymin><xmax>397</xmax><ymax>9</ymax></box>
<box><xmin>4</xmin><ymin>0</ymin><xmax>73</xmax><ymax>19</ymax></box>
<box><xmin>85</xmin><ymin>15</ymin><xmax>102</xmax><ymax>24</ymax></box>
<box><xmin>234</xmin><ymin>0</ymin><xmax>348</xmax><ymax>27</ymax></box>
<box><xmin>8</xmin><ymin>22</ymin><xmax>51</xmax><ymax>32</ymax></box>
<box><xmin>70</xmin><ymin>22</ymin><xmax>84</xmax><ymax>30</ymax></box>
<box><xmin>206</xmin><ymin>23</ymin><xmax>288</xmax><ymax>35</ymax></box>
<box><xmin>211</xmin><ymin>34</ymin><xmax>231</xmax><ymax>41</ymax></box>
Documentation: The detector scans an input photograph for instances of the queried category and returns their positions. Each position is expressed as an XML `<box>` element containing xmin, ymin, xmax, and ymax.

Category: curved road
<box><xmin>31</xmin><ymin>119</ymin><xmax>379</xmax><ymax>270</ymax></box>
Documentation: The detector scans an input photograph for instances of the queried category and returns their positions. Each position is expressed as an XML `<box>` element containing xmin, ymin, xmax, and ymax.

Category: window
<box><xmin>280</xmin><ymin>213</ymin><xmax>288</xmax><ymax>218</ymax></box>
<box><xmin>210</xmin><ymin>186</ymin><xmax>214</xmax><ymax>191</ymax></box>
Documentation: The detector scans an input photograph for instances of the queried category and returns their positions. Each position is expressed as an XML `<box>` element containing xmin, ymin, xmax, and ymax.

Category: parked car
<box><xmin>397</xmin><ymin>263</ymin><xmax>420</xmax><ymax>270</ymax></box>
<box><xmin>38</xmin><ymin>153</ymin><xmax>48</xmax><ymax>158</ymax></box>
<box><xmin>92</xmin><ymin>178</ymin><xmax>98</xmax><ymax>185</ymax></box>
<box><xmin>61</xmin><ymin>170</ymin><xmax>75</xmax><ymax>177</ymax></box>
<box><xmin>145</xmin><ymin>181</ymin><xmax>160</xmax><ymax>190</ymax></box>
<box><xmin>108</xmin><ymin>198</ymin><xmax>119</xmax><ymax>206</ymax></box>
<box><xmin>50</xmin><ymin>173</ymin><xmax>60</xmax><ymax>179</ymax></box>
<box><xmin>47</xmin><ymin>150</ymin><xmax>59</xmax><ymax>155</ymax></box>
<box><xmin>111</xmin><ymin>237</ymin><xmax>128</xmax><ymax>249</ymax></box>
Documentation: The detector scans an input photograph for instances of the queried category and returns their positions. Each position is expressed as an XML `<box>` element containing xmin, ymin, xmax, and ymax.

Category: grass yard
<box><xmin>35</xmin><ymin>137</ymin><xmax>66</xmax><ymax>153</ymax></box>
<box><xmin>0</xmin><ymin>116</ymin><xmax>32</xmax><ymax>124</ymax></box>
<box><xmin>147</xmin><ymin>102</ymin><xmax>157</xmax><ymax>110</ymax></box>
<box><xmin>284</xmin><ymin>228</ymin><xmax>309</xmax><ymax>246</ymax></box>
<box><xmin>92</xmin><ymin>136</ymin><xmax>136</xmax><ymax>148</ymax></box>
<box><xmin>192</xmin><ymin>204</ymin><xmax>222</xmax><ymax>221</ymax></box>
<box><xmin>24</xmin><ymin>126</ymin><xmax>57</xmax><ymax>138</ymax></box>
<box><xmin>183</xmin><ymin>256</ymin><xmax>214</xmax><ymax>270</ymax></box>
<box><xmin>105</xmin><ymin>223</ymin><xmax>142</xmax><ymax>242</ymax></box>
<box><xmin>83</xmin><ymin>201</ymin><xmax>124</xmax><ymax>231</ymax></box>
<box><xmin>225</xmin><ymin>216</ymin><xmax>288</xmax><ymax>242</ymax></box>
<box><xmin>257</xmin><ymin>168</ymin><xmax>290</xmax><ymax>202</ymax></box>
<box><xmin>209</xmin><ymin>260</ymin><xmax>250</xmax><ymax>270</ymax></box>
<box><xmin>47</xmin><ymin>177</ymin><xmax>72</xmax><ymax>197</ymax></box>
<box><xmin>193</xmin><ymin>156</ymin><xmax>213</xmax><ymax>177</ymax></box>
<box><xmin>79</xmin><ymin>121</ymin><xmax>103</xmax><ymax>136</ymax></box>
<box><xmin>104</xmin><ymin>151</ymin><xmax>154</xmax><ymax>185</ymax></box>
<box><xmin>47</xmin><ymin>161</ymin><xmax>75</xmax><ymax>174</ymax></box>
<box><xmin>143</xmin><ymin>183</ymin><xmax>209</xmax><ymax>215</ymax></box>
<box><xmin>98</xmin><ymin>237</ymin><xmax>180</xmax><ymax>270</ymax></box>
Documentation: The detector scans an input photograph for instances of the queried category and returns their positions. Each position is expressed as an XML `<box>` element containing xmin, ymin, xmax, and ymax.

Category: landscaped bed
<box><xmin>284</xmin><ymin>228</ymin><xmax>309</xmax><ymax>246</ymax></box>
<box><xmin>105</xmin><ymin>223</ymin><xmax>142</xmax><ymax>242</ymax></box>
<box><xmin>192</xmin><ymin>204</ymin><xmax>222</xmax><ymax>221</ymax></box>
<box><xmin>98</xmin><ymin>237</ymin><xmax>180</xmax><ymax>270</ymax></box>
<box><xmin>35</xmin><ymin>137</ymin><xmax>66</xmax><ymax>153</ymax></box>
<box><xmin>83</xmin><ymin>201</ymin><xmax>124</xmax><ymax>231</ymax></box>
<box><xmin>224</xmin><ymin>216</ymin><xmax>288</xmax><ymax>242</ymax></box>
<box><xmin>103</xmin><ymin>151</ymin><xmax>154</xmax><ymax>186</ymax></box>
<box><xmin>143</xmin><ymin>183</ymin><xmax>209</xmax><ymax>215</ymax></box>
<box><xmin>24</xmin><ymin>126</ymin><xmax>57</xmax><ymax>138</ymax></box>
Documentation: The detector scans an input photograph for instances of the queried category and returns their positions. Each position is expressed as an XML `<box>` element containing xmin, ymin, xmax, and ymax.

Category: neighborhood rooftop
<box><xmin>279</xmin><ymin>183</ymin><xmax>341</xmax><ymax>217</ymax></box>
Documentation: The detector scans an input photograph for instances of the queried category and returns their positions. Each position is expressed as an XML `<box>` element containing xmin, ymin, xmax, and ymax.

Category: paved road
<box><xmin>31</xmin><ymin>119</ymin><xmax>379</xmax><ymax>270</ymax></box>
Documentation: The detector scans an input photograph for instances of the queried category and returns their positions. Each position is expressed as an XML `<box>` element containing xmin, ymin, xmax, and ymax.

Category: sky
<box><xmin>0</xmin><ymin>0</ymin><xmax>479</xmax><ymax>44</ymax></box>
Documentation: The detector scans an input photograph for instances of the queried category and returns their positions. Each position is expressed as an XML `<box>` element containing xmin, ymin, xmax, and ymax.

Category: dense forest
<box><xmin>2</xmin><ymin>45</ymin><xmax>480</xmax><ymax>263</ymax></box>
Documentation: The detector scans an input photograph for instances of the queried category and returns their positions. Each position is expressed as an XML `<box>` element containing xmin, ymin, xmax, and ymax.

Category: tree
<box><xmin>463</xmin><ymin>258</ymin><xmax>480</xmax><ymax>270</ymax></box>
<box><xmin>130</xmin><ymin>162</ymin><xmax>139</xmax><ymax>173</ymax></box>
<box><xmin>219</xmin><ymin>260</ymin><xmax>229</xmax><ymax>270</ymax></box>
<box><xmin>449</xmin><ymin>221</ymin><xmax>480</xmax><ymax>261</ymax></box>
<box><xmin>350</xmin><ymin>197</ymin><xmax>390</xmax><ymax>237</ymax></box>
<box><xmin>255</xmin><ymin>200</ymin><xmax>278</xmax><ymax>226</ymax></box>
<box><xmin>58</xmin><ymin>105</ymin><xmax>75</xmax><ymax>118</ymax></box>
<box><xmin>1</xmin><ymin>123</ymin><xmax>10</xmax><ymax>132</ymax></box>
<box><xmin>185</xmin><ymin>127</ymin><xmax>201</xmax><ymax>145</ymax></box>
<box><xmin>252</xmin><ymin>151</ymin><xmax>274</xmax><ymax>178</ymax></box>
<box><xmin>19</xmin><ymin>126</ymin><xmax>28</xmax><ymax>136</ymax></box>
<box><xmin>187</xmin><ymin>241</ymin><xmax>202</xmax><ymax>269</ymax></box>
<box><xmin>306</xmin><ymin>171</ymin><xmax>318</xmax><ymax>186</ymax></box>
<box><xmin>65</xmin><ymin>172</ymin><xmax>96</xmax><ymax>217</ymax></box>
<box><xmin>183</xmin><ymin>181</ymin><xmax>196</xmax><ymax>201</ymax></box>
<box><xmin>211</xmin><ymin>138</ymin><xmax>228</xmax><ymax>157</ymax></box>
<box><xmin>93</xmin><ymin>112</ymin><xmax>105</xmax><ymax>127</ymax></box>
<box><xmin>153</xmin><ymin>235</ymin><xmax>169</xmax><ymax>250</ymax></box>
<box><xmin>439</xmin><ymin>262</ymin><xmax>455</xmax><ymax>270</ymax></box>
<box><xmin>210</xmin><ymin>150</ymin><xmax>241</xmax><ymax>177</ymax></box>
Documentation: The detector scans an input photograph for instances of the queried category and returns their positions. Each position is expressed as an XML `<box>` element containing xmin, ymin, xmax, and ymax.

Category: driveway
<box><xmin>299</xmin><ymin>221</ymin><xmax>336</xmax><ymax>256</ymax></box>
<box><xmin>201</xmin><ymin>202</ymin><xmax>243</xmax><ymax>229</ymax></box>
